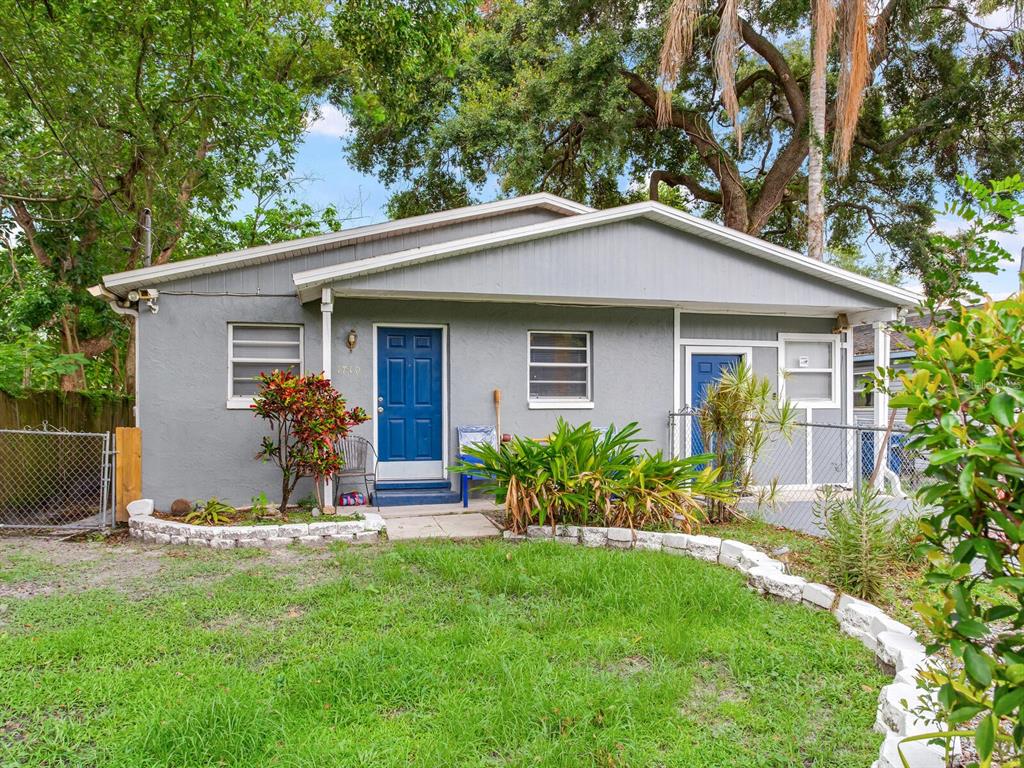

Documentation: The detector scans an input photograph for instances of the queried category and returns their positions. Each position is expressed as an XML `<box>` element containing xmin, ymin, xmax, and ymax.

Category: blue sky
<box><xmin>299</xmin><ymin>104</ymin><xmax>1023</xmax><ymax>299</ymax></box>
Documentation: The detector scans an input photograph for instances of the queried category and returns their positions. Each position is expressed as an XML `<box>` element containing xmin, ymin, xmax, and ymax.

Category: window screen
<box><xmin>528</xmin><ymin>331</ymin><xmax>591</xmax><ymax>402</ymax></box>
<box><xmin>228</xmin><ymin>324</ymin><xmax>302</xmax><ymax>398</ymax></box>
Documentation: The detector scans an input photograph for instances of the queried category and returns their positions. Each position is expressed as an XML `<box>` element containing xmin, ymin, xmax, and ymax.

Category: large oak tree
<box><xmin>335</xmin><ymin>0</ymin><xmax>1022</xmax><ymax>273</ymax></box>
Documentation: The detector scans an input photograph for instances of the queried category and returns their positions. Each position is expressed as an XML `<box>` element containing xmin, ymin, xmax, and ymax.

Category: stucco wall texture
<box><xmin>137</xmin><ymin>291</ymin><xmax>842</xmax><ymax>510</ymax></box>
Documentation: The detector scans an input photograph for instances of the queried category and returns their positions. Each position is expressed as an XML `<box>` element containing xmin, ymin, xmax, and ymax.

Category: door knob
<box><xmin>377</xmin><ymin>406</ymin><xmax>384</xmax><ymax>413</ymax></box>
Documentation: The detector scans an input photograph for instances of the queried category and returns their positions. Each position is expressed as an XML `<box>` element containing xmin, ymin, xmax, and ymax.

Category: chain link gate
<box><xmin>0</xmin><ymin>425</ymin><xmax>116</xmax><ymax>530</ymax></box>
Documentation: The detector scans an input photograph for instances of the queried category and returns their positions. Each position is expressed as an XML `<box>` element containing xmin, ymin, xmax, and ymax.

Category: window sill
<box><xmin>528</xmin><ymin>401</ymin><xmax>595</xmax><ymax>410</ymax></box>
<box><xmin>789</xmin><ymin>400</ymin><xmax>840</xmax><ymax>410</ymax></box>
<box><xmin>226</xmin><ymin>399</ymin><xmax>255</xmax><ymax>410</ymax></box>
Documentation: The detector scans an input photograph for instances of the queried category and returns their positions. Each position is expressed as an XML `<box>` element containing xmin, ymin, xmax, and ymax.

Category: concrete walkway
<box><xmin>379</xmin><ymin>499</ymin><xmax>502</xmax><ymax>541</ymax></box>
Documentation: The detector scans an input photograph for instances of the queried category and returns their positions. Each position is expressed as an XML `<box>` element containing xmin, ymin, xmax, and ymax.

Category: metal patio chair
<box><xmin>456</xmin><ymin>425</ymin><xmax>499</xmax><ymax>507</ymax></box>
<box><xmin>334</xmin><ymin>435</ymin><xmax>379</xmax><ymax>512</ymax></box>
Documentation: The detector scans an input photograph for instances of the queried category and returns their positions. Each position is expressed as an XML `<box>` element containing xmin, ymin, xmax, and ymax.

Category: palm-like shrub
<box><xmin>696</xmin><ymin>361</ymin><xmax>795</xmax><ymax>522</ymax></box>
<box><xmin>455</xmin><ymin>420</ymin><xmax>734</xmax><ymax>534</ymax></box>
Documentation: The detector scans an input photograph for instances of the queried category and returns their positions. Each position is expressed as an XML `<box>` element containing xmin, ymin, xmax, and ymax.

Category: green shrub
<box><xmin>251</xmin><ymin>371</ymin><xmax>368</xmax><ymax>511</ymax></box>
<box><xmin>185</xmin><ymin>498</ymin><xmax>236</xmax><ymax>526</ymax></box>
<box><xmin>814</xmin><ymin>484</ymin><xmax>892</xmax><ymax>602</ymax></box>
<box><xmin>892</xmin><ymin>291</ymin><xmax>1024</xmax><ymax>764</ymax></box>
<box><xmin>888</xmin><ymin>510</ymin><xmax>926</xmax><ymax>565</ymax></box>
<box><xmin>454</xmin><ymin>419</ymin><xmax>735</xmax><ymax>534</ymax></box>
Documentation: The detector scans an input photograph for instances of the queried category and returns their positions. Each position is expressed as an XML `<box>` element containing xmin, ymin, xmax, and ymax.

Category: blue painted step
<box><xmin>374</xmin><ymin>480</ymin><xmax>452</xmax><ymax>491</ymax></box>
<box><xmin>372</xmin><ymin>484</ymin><xmax>460</xmax><ymax>507</ymax></box>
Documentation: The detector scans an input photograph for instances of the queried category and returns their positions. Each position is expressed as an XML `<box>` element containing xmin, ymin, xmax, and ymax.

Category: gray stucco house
<box><xmin>94</xmin><ymin>193</ymin><xmax>920</xmax><ymax>510</ymax></box>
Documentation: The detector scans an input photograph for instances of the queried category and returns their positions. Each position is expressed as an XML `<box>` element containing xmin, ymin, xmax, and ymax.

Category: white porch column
<box><xmin>872</xmin><ymin>321</ymin><xmax>891</xmax><ymax>489</ymax></box>
<box><xmin>320</xmin><ymin>288</ymin><xmax>333</xmax><ymax>380</ymax></box>
<box><xmin>321</xmin><ymin>288</ymin><xmax>334</xmax><ymax>508</ymax></box>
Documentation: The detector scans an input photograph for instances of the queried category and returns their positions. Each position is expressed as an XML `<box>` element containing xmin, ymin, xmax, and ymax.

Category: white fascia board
<box><xmin>294</xmin><ymin>201</ymin><xmax>924</xmax><ymax>308</ymax></box>
<box><xmin>100</xmin><ymin>193</ymin><xmax>592</xmax><ymax>296</ymax></box>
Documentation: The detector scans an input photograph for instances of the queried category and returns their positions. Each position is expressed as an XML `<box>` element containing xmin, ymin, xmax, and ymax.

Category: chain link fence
<box><xmin>0</xmin><ymin>425</ymin><xmax>115</xmax><ymax>530</ymax></box>
<box><xmin>668</xmin><ymin>410</ymin><xmax>927</xmax><ymax>536</ymax></box>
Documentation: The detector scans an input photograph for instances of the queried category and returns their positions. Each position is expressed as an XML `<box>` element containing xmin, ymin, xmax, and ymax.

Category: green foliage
<box><xmin>891</xmin><ymin>290</ymin><xmax>1024</xmax><ymax>764</ymax></box>
<box><xmin>251</xmin><ymin>371</ymin><xmax>368</xmax><ymax>511</ymax></box>
<box><xmin>296</xmin><ymin>494</ymin><xmax>319</xmax><ymax>513</ymax></box>
<box><xmin>249</xmin><ymin>491</ymin><xmax>280</xmax><ymax>520</ymax></box>
<box><xmin>335</xmin><ymin>0</ymin><xmax>1023</xmax><ymax>268</ymax></box>
<box><xmin>814</xmin><ymin>484</ymin><xmax>894</xmax><ymax>602</ymax></box>
<box><xmin>454</xmin><ymin>419</ymin><xmax>735</xmax><ymax>534</ymax></box>
<box><xmin>825</xmin><ymin>245</ymin><xmax>904</xmax><ymax>286</ymax></box>
<box><xmin>0</xmin><ymin>0</ymin><xmax>346</xmax><ymax>390</ymax></box>
<box><xmin>0</xmin><ymin>334</ymin><xmax>87</xmax><ymax>395</ymax></box>
<box><xmin>921</xmin><ymin>174</ymin><xmax>1024</xmax><ymax>306</ymax></box>
<box><xmin>185</xmin><ymin>498</ymin><xmax>237</xmax><ymax>526</ymax></box>
<box><xmin>696</xmin><ymin>362</ymin><xmax>795</xmax><ymax>522</ymax></box>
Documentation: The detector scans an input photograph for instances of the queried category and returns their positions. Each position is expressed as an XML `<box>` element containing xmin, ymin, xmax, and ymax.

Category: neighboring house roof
<box><xmin>292</xmin><ymin>200</ymin><xmax>924</xmax><ymax>308</ymax></box>
<box><xmin>98</xmin><ymin>193</ymin><xmax>592</xmax><ymax>298</ymax></box>
<box><xmin>852</xmin><ymin>311</ymin><xmax>941</xmax><ymax>360</ymax></box>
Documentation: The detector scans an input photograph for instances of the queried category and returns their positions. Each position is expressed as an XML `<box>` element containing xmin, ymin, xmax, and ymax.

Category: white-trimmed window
<box><xmin>527</xmin><ymin>331</ymin><xmax>593</xmax><ymax>409</ymax></box>
<box><xmin>779</xmin><ymin>333</ymin><xmax>840</xmax><ymax>408</ymax></box>
<box><xmin>227</xmin><ymin>323</ymin><xmax>303</xmax><ymax>407</ymax></box>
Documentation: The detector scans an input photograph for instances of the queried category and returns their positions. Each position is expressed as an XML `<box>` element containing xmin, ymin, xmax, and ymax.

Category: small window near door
<box><xmin>227</xmin><ymin>323</ymin><xmax>303</xmax><ymax>406</ymax></box>
<box><xmin>527</xmin><ymin>331</ymin><xmax>593</xmax><ymax>408</ymax></box>
<box><xmin>779</xmin><ymin>333</ymin><xmax>839</xmax><ymax>408</ymax></box>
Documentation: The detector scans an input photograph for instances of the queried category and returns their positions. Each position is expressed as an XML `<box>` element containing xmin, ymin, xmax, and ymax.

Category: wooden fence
<box><xmin>0</xmin><ymin>390</ymin><xmax>134</xmax><ymax>433</ymax></box>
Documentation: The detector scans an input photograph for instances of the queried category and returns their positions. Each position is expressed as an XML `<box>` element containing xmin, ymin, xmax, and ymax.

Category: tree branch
<box><xmin>649</xmin><ymin>170</ymin><xmax>723</xmax><ymax>204</ymax></box>
<box><xmin>735</xmin><ymin>68</ymin><xmax>778</xmax><ymax>98</ymax></box>
<box><xmin>5</xmin><ymin>200</ymin><xmax>51</xmax><ymax>267</ymax></box>
<box><xmin>155</xmin><ymin>137</ymin><xmax>212</xmax><ymax>264</ymax></box>
<box><xmin>738</xmin><ymin>18</ymin><xmax>807</xmax><ymax>127</ymax></box>
<box><xmin>622</xmin><ymin>68</ymin><xmax>749</xmax><ymax>229</ymax></box>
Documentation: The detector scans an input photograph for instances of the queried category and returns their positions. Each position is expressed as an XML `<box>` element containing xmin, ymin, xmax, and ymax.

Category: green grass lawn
<box><xmin>0</xmin><ymin>539</ymin><xmax>885</xmax><ymax>767</ymax></box>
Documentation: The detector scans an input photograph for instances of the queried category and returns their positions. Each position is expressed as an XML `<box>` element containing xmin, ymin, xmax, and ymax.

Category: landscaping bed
<box><xmin>0</xmin><ymin>537</ymin><xmax>886</xmax><ymax>767</ymax></box>
<box><xmin>129</xmin><ymin>509</ymin><xmax>384</xmax><ymax>549</ymax></box>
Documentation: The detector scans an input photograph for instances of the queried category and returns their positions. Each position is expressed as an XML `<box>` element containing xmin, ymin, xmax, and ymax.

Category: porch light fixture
<box><xmin>345</xmin><ymin>329</ymin><xmax>358</xmax><ymax>352</ymax></box>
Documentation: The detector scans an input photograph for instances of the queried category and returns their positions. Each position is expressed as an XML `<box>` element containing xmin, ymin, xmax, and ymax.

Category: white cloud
<box><xmin>304</xmin><ymin>103</ymin><xmax>352</xmax><ymax>138</ymax></box>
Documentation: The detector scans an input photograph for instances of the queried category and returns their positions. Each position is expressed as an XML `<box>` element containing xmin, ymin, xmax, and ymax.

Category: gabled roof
<box><xmin>99</xmin><ymin>193</ymin><xmax>592</xmax><ymax>297</ymax></box>
<box><xmin>292</xmin><ymin>200</ymin><xmax>924</xmax><ymax>307</ymax></box>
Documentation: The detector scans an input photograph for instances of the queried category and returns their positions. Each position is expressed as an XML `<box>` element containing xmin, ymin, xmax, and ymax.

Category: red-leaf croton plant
<box><xmin>251</xmin><ymin>370</ymin><xmax>368</xmax><ymax>511</ymax></box>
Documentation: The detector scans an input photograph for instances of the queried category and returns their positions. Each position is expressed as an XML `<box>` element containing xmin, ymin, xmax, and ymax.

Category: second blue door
<box><xmin>690</xmin><ymin>354</ymin><xmax>742</xmax><ymax>455</ymax></box>
<box><xmin>377</xmin><ymin>327</ymin><xmax>443</xmax><ymax>467</ymax></box>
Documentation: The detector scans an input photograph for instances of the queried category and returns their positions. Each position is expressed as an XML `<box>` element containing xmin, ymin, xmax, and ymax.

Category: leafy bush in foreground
<box><xmin>455</xmin><ymin>419</ymin><xmax>735</xmax><ymax>534</ymax></box>
<box><xmin>894</xmin><ymin>292</ymin><xmax>1024</xmax><ymax>765</ymax></box>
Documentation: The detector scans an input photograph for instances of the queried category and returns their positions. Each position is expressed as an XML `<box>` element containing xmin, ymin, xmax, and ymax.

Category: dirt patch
<box><xmin>688</xmin><ymin>659</ymin><xmax>748</xmax><ymax>707</ymax></box>
<box><xmin>0</xmin><ymin>718</ymin><xmax>27</xmax><ymax>745</ymax></box>
<box><xmin>594</xmin><ymin>654</ymin><xmax>653</xmax><ymax>677</ymax></box>
<box><xmin>0</xmin><ymin>534</ymin><xmax>345</xmax><ymax>601</ymax></box>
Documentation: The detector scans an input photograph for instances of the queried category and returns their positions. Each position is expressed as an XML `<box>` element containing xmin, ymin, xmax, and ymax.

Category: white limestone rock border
<box><xmin>128</xmin><ymin>502</ymin><xmax>385</xmax><ymax>549</ymax></box>
<box><xmin>518</xmin><ymin>523</ymin><xmax>948</xmax><ymax>768</ymax></box>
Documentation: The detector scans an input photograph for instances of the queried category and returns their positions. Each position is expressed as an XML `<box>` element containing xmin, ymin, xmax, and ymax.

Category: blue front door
<box><xmin>377</xmin><ymin>327</ymin><xmax>444</xmax><ymax>477</ymax></box>
<box><xmin>690</xmin><ymin>354</ymin><xmax>742</xmax><ymax>455</ymax></box>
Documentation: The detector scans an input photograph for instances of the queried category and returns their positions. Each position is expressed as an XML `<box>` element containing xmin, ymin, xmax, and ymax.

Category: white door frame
<box><xmin>371</xmin><ymin>322</ymin><xmax>449</xmax><ymax>481</ymax></box>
